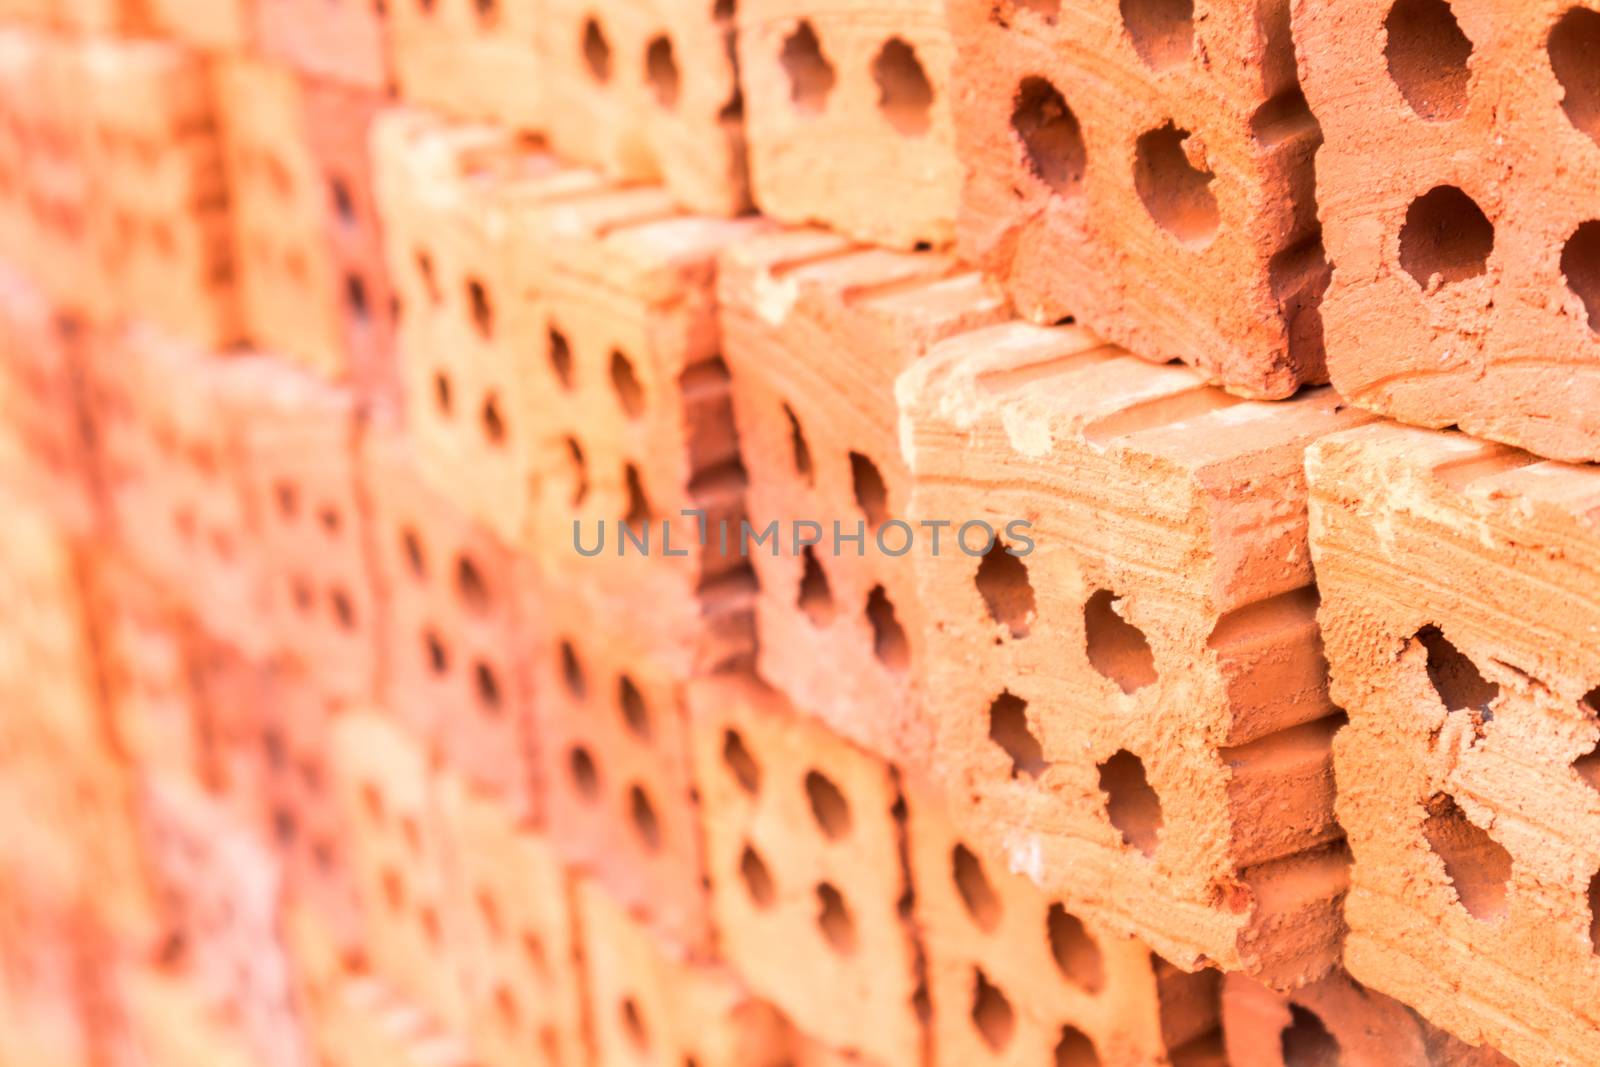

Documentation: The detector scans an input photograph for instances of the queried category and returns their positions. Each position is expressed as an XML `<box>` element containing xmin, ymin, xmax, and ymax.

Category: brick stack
<box><xmin>0</xmin><ymin>3</ymin><xmax>1595</xmax><ymax>1067</ymax></box>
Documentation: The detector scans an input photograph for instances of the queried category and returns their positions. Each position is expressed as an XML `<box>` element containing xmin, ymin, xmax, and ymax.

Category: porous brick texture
<box><xmin>947</xmin><ymin>0</ymin><xmax>1328</xmax><ymax>398</ymax></box>
<box><xmin>388</xmin><ymin>0</ymin><xmax>544</xmax><ymax>131</ymax></box>
<box><xmin>256</xmin><ymin>0</ymin><xmax>388</xmax><ymax>89</ymax></box>
<box><xmin>1295</xmin><ymin>0</ymin><xmax>1600</xmax><ymax>462</ymax></box>
<box><xmin>900</xmin><ymin>319</ymin><xmax>1370</xmax><ymax>986</ymax></box>
<box><xmin>1308</xmin><ymin>422</ymin><xmax>1600</xmax><ymax>1067</ymax></box>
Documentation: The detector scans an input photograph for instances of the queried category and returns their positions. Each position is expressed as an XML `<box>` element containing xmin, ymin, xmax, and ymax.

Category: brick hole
<box><xmin>397</xmin><ymin>527</ymin><xmax>424</xmax><ymax>579</ymax></box>
<box><xmin>1384</xmin><ymin>0</ymin><xmax>1472</xmax><ymax>121</ymax></box>
<box><xmin>473</xmin><ymin>662</ymin><xmax>502</xmax><ymax>714</ymax></box>
<box><xmin>523</xmin><ymin>931</ymin><xmax>550</xmax><ymax>979</ymax></box>
<box><xmin>628</xmin><ymin>785</ymin><xmax>662</xmax><ymax>851</ymax></box>
<box><xmin>1589</xmin><ymin>869</ymin><xmax>1600</xmax><ymax>955</ymax></box>
<box><xmin>815</xmin><ymin>883</ymin><xmax>856</xmax><ymax>952</ymax></box>
<box><xmin>619</xmin><ymin>675</ymin><xmax>651</xmax><ymax>739</ymax></box>
<box><xmin>319</xmin><ymin>505</ymin><xmax>342</xmax><ymax>536</ymax></box>
<box><xmin>1422</xmin><ymin>793</ymin><xmax>1512</xmax><ymax>921</ymax></box>
<box><xmin>722</xmin><ymin>729</ymin><xmax>761</xmax><ymax>793</ymax></box>
<box><xmin>1134</xmin><ymin>121</ymin><xmax>1219</xmax><ymax>246</ymax></box>
<box><xmin>620</xmin><ymin>997</ymin><xmax>648</xmax><ymax>1050</ymax></box>
<box><xmin>1413</xmin><ymin>625</ymin><xmax>1498</xmax><ymax>715</ymax></box>
<box><xmin>274</xmin><ymin>481</ymin><xmax>298</xmax><ymax>519</ymax></box>
<box><xmin>345</xmin><ymin>274</ymin><xmax>370</xmax><ymax>322</ymax></box>
<box><xmin>849</xmin><ymin>451</ymin><xmax>889</xmax><ymax>527</ymax></box>
<box><xmin>329</xmin><ymin>177</ymin><xmax>355</xmax><ymax>227</ymax></box>
<box><xmin>548</xmin><ymin>327</ymin><xmax>574</xmax><ymax>388</ymax></box>
<box><xmin>781</xmin><ymin>21</ymin><xmax>836</xmax><ymax>114</ymax></box>
<box><xmin>623</xmin><ymin>463</ymin><xmax>651</xmax><ymax>525</ymax></box>
<box><xmin>564</xmin><ymin>437</ymin><xmax>589</xmax><ymax>505</ymax></box>
<box><xmin>583</xmin><ymin>17</ymin><xmax>613</xmax><ymax>82</ymax></box>
<box><xmin>420</xmin><ymin>905</ymin><xmax>442</xmax><ymax>945</ymax></box>
<box><xmin>467</xmin><ymin>278</ymin><xmax>493</xmax><ymax>338</ymax></box>
<box><xmin>804</xmin><ymin>770</ymin><xmax>851</xmax><ymax>839</ymax></box>
<box><xmin>415</xmin><ymin>249</ymin><xmax>440</xmax><ymax>303</ymax></box>
<box><xmin>559</xmin><ymin>640</ymin><xmax>587</xmax><ymax>698</ymax></box>
<box><xmin>1098</xmin><ymin>750</ymin><xmax>1162</xmax><ymax>857</ymax></box>
<box><xmin>798</xmin><ymin>545</ymin><xmax>836</xmax><ymax>624</ymax></box>
<box><xmin>1120</xmin><ymin>0</ymin><xmax>1194</xmax><ymax>71</ymax></box>
<box><xmin>481</xmin><ymin>393</ymin><xmax>506</xmax><ymax>446</ymax></box>
<box><xmin>416</xmin><ymin>0</ymin><xmax>433</xmax><ymax>11</ymax></box>
<box><xmin>539</xmin><ymin>1028</ymin><xmax>561</xmax><ymax>1062</ymax></box>
<box><xmin>493</xmin><ymin>986</ymin><xmax>519</xmax><ymax>1029</ymax></box>
<box><xmin>872</xmin><ymin>38</ymin><xmax>934</xmax><ymax>137</ymax></box>
<box><xmin>739</xmin><ymin>843</ymin><xmax>775</xmax><ymax>906</ymax></box>
<box><xmin>971</xmin><ymin>969</ymin><xmax>1015</xmax><ymax>1051</ymax></box>
<box><xmin>473</xmin><ymin>0</ymin><xmax>497</xmax><ymax>25</ymax></box>
<box><xmin>423</xmin><ymin>629</ymin><xmax>449</xmax><ymax>674</ymax></box>
<box><xmin>273</xmin><ymin>809</ymin><xmax>296</xmax><ymax>844</ymax></box>
<box><xmin>455</xmin><ymin>555</ymin><xmax>491</xmax><ymax>611</ymax></box>
<box><xmin>610</xmin><ymin>350</ymin><xmax>645</xmax><ymax>418</ymax></box>
<box><xmin>401</xmin><ymin>815</ymin><xmax>422</xmax><ymax>855</ymax></box>
<box><xmin>866</xmin><ymin>585</ymin><xmax>910</xmax><ymax>671</ymax></box>
<box><xmin>1055</xmin><ymin>1026</ymin><xmax>1102</xmax><ymax>1067</ymax></box>
<box><xmin>1011</xmin><ymin>77</ymin><xmax>1086</xmax><ymax>197</ymax></box>
<box><xmin>361</xmin><ymin>782</ymin><xmax>385</xmax><ymax>823</ymax></box>
<box><xmin>951</xmin><ymin>844</ymin><xmax>1001</xmax><ymax>930</ymax></box>
<box><xmin>567</xmin><ymin>745</ymin><xmax>601</xmax><ymax>801</ymax></box>
<box><xmin>381</xmin><ymin>867</ymin><xmax>405</xmax><ymax>911</ymax></box>
<box><xmin>1281</xmin><ymin>1004</ymin><xmax>1341</xmax><ymax>1067</ymax></box>
<box><xmin>975</xmin><ymin>541</ymin><xmax>1035</xmax><ymax>638</ymax></box>
<box><xmin>783</xmin><ymin>404</ymin><xmax>814</xmax><ymax>485</ymax></box>
<box><xmin>714</xmin><ymin>0</ymin><xmax>734</xmax><ymax>15</ymax></box>
<box><xmin>1551</xmin><ymin>8</ymin><xmax>1600</xmax><ymax>146</ymax></box>
<box><xmin>1561</xmin><ymin>220</ymin><xmax>1600</xmax><ymax>333</ymax></box>
<box><xmin>988</xmin><ymin>691</ymin><xmax>1045</xmax><ymax>779</ymax></box>
<box><xmin>646</xmin><ymin>35</ymin><xmax>680</xmax><ymax>109</ymax></box>
<box><xmin>1399</xmin><ymin>185</ymin><xmax>1494</xmax><ymax>289</ymax></box>
<box><xmin>476</xmin><ymin>887</ymin><xmax>501</xmax><ymax>936</ymax></box>
<box><xmin>433</xmin><ymin>369</ymin><xmax>453</xmax><ymax>417</ymax></box>
<box><xmin>329</xmin><ymin>588</ymin><xmax>356</xmax><ymax>630</ymax></box>
<box><xmin>1084</xmin><ymin>589</ymin><xmax>1157</xmax><ymax>693</ymax></box>
<box><xmin>1047</xmin><ymin>904</ymin><xmax>1105</xmax><ymax>992</ymax></box>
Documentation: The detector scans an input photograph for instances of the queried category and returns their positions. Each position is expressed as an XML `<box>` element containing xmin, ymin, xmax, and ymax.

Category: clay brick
<box><xmin>905</xmin><ymin>781</ymin><xmax>1223</xmax><ymax>1066</ymax></box>
<box><xmin>1294</xmin><ymin>1</ymin><xmax>1600</xmax><ymax>462</ymax></box>
<box><xmin>577</xmin><ymin>876</ymin><xmax>797</xmax><ymax>1067</ymax></box>
<box><xmin>365</xmin><ymin>415</ymin><xmax>536</xmax><ymax>811</ymax></box>
<box><xmin>257</xmin><ymin>0</ymin><xmax>389</xmax><ymax>90</ymax></box>
<box><xmin>947</xmin><ymin>0</ymin><xmax>1326</xmax><ymax>398</ymax></box>
<box><xmin>719</xmin><ymin>228</ymin><xmax>1007</xmax><ymax>766</ymax></box>
<box><xmin>52</xmin><ymin>0</ymin><xmax>141</xmax><ymax>34</ymax></box>
<box><xmin>119</xmin><ymin>963</ymin><xmax>268</xmax><ymax>1067</ymax></box>
<box><xmin>145</xmin><ymin>0</ymin><xmax>255</xmax><ymax>51</ymax></box>
<box><xmin>688</xmin><ymin>675</ymin><xmax>922</xmax><ymax>1066</ymax></box>
<box><xmin>1223</xmin><ymin>970</ymin><xmax>1515</xmax><ymax>1067</ymax></box>
<box><xmin>0</xmin><ymin>876</ymin><xmax>97</xmax><ymax>1067</ymax></box>
<box><xmin>735</xmin><ymin>1</ymin><xmax>960</xmax><ymax>248</ymax></box>
<box><xmin>313</xmin><ymin>976</ymin><xmax>479</xmax><ymax>1067</ymax></box>
<box><xmin>388</xmin><ymin>0</ymin><xmax>544</xmax><ymax>131</ymax></box>
<box><xmin>436</xmin><ymin>775</ymin><xmax>587</xmax><ymax>1067</ymax></box>
<box><xmin>1306</xmin><ymin>423</ymin><xmax>1600</xmax><ymax>1066</ymax></box>
<box><xmin>899</xmin><ymin>320</ymin><xmax>1372</xmax><ymax>986</ymax></box>
<box><xmin>542</xmin><ymin>0</ymin><xmax>748</xmax><ymax>216</ymax></box>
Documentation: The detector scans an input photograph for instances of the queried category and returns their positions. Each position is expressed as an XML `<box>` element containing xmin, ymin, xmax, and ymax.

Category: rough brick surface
<box><xmin>948</xmin><ymin>0</ymin><xmax>1327</xmax><ymax>398</ymax></box>
<box><xmin>1294</xmin><ymin>0</ymin><xmax>1600</xmax><ymax>462</ymax></box>
<box><xmin>906</xmin><ymin>782</ymin><xmax>1223</xmax><ymax>1067</ymax></box>
<box><xmin>144</xmin><ymin>0</ymin><xmax>253</xmax><ymax>50</ymax></box>
<box><xmin>1307</xmin><ymin>423</ymin><xmax>1600</xmax><ymax>1067</ymax></box>
<box><xmin>900</xmin><ymin>321</ymin><xmax>1371</xmax><ymax>986</ymax></box>
<box><xmin>119</xmin><ymin>963</ymin><xmax>267</xmax><ymax>1067</ymax></box>
<box><xmin>719</xmin><ymin>229</ymin><xmax>1007</xmax><ymax>767</ymax></box>
<box><xmin>257</xmin><ymin>0</ymin><xmax>388</xmax><ymax>90</ymax></box>
<box><xmin>310</xmin><ymin>976</ymin><xmax>478</xmax><ymax>1067</ymax></box>
<box><xmin>736</xmin><ymin>0</ymin><xmax>960</xmax><ymax>248</ymax></box>
<box><xmin>689</xmin><ymin>675</ymin><xmax>922</xmax><ymax>1067</ymax></box>
<box><xmin>388</xmin><ymin>0</ymin><xmax>543</xmax><ymax>131</ymax></box>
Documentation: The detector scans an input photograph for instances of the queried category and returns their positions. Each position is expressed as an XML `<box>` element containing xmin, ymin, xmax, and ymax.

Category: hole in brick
<box><xmin>1562</xmin><ymin>220</ymin><xmax>1600</xmax><ymax>333</ymax></box>
<box><xmin>784</xmin><ymin>404</ymin><xmax>814</xmax><ymax>485</ymax></box>
<box><xmin>416</xmin><ymin>249</ymin><xmax>440</xmax><ymax>303</ymax></box>
<box><xmin>467</xmin><ymin>278</ymin><xmax>493</xmax><ymax>338</ymax></box>
<box><xmin>434</xmin><ymin>370</ymin><xmax>453</xmax><ymax>416</ymax></box>
<box><xmin>620</xmin><ymin>997</ymin><xmax>648</xmax><ymax>1050</ymax></box>
<box><xmin>568</xmin><ymin>746</ymin><xmax>600</xmax><ymax>801</ymax></box>
<box><xmin>805</xmin><ymin>771</ymin><xmax>851</xmax><ymax>839</ymax></box>
<box><xmin>1399</xmin><ymin>186</ymin><xmax>1494</xmax><ymax>290</ymax></box>
<box><xmin>523</xmin><ymin>932</ymin><xmax>550</xmax><ymax>978</ymax></box>
<box><xmin>456</xmin><ymin>556</ymin><xmax>491</xmax><ymax>611</ymax></box>
<box><xmin>798</xmin><ymin>546</ymin><xmax>836</xmax><ymax>624</ymax></box>
<box><xmin>1384</xmin><ymin>0</ymin><xmax>1473</xmax><ymax>121</ymax></box>
<box><xmin>473</xmin><ymin>0</ymin><xmax>496</xmax><ymax>24</ymax></box>
<box><xmin>1280</xmin><ymin>1004</ymin><xmax>1341</xmax><ymax>1067</ymax></box>
<box><xmin>739</xmin><ymin>844</ymin><xmax>775</xmax><ymax>907</ymax></box>
<box><xmin>872</xmin><ymin>38</ymin><xmax>934</xmax><ymax>137</ymax></box>
<box><xmin>623</xmin><ymin>464</ymin><xmax>651</xmax><ymax>525</ymax></box>
<box><xmin>1012</xmin><ymin>77</ymin><xmax>1086</xmax><ymax>197</ymax></box>
<box><xmin>382</xmin><ymin>867</ymin><xmax>405</xmax><ymax>912</ymax></box>
<box><xmin>330</xmin><ymin>588</ymin><xmax>356</xmax><ymax>630</ymax></box>
<box><xmin>714</xmin><ymin>0</ymin><xmax>734</xmax><ymax>16</ymax></box>
<box><xmin>781</xmin><ymin>21</ymin><xmax>836</xmax><ymax>114</ymax></box>
<box><xmin>1414</xmin><ymin>625</ymin><xmax>1498</xmax><ymax>715</ymax></box>
<box><xmin>1084</xmin><ymin>590</ymin><xmax>1157</xmax><ymax>693</ymax></box>
<box><xmin>866</xmin><ymin>585</ymin><xmax>910</xmax><ymax>672</ymax></box>
<box><xmin>494</xmin><ymin>986</ymin><xmax>519</xmax><ymax>1029</ymax></box>
<box><xmin>421</xmin><ymin>906</ymin><xmax>442</xmax><ymax>946</ymax></box>
<box><xmin>424</xmin><ymin>629</ymin><xmax>449</xmax><ymax>674</ymax></box>
<box><xmin>477</xmin><ymin>888</ymin><xmax>501</xmax><ymax>936</ymax></box>
<box><xmin>850</xmin><ymin>451</ymin><xmax>889</xmax><ymax>527</ymax></box>
<box><xmin>1055</xmin><ymin>1027</ymin><xmax>1102</xmax><ymax>1067</ymax></box>
<box><xmin>565</xmin><ymin>437</ymin><xmax>589</xmax><ymax>506</ymax></box>
<box><xmin>548</xmin><ymin>327</ymin><xmax>574</xmax><ymax>388</ymax></box>
<box><xmin>474</xmin><ymin>662</ymin><xmax>502</xmax><ymax>713</ymax></box>
<box><xmin>401</xmin><ymin>528</ymin><xmax>426</xmax><ymax>577</ymax></box>
<box><xmin>1590</xmin><ymin>869</ymin><xmax>1600</xmax><ymax>955</ymax></box>
<box><xmin>402</xmin><ymin>816</ymin><xmax>422</xmax><ymax>855</ymax></box>
<box><xmin>815</xmin><ymin>883</ymin><xmax>857</xmax><ymax>953</ymax></box>
<box><xmin>646</xmin><ymin>35</ymin><xmax>680</xmax><ymax>109</ymax></box>
<box><xmin>619</xmin><ymin>675</ymin><xmax>650</xmax><ymax>739</ymax></box>
<box><xmin>1120</xmin><ymin>0</ymin><xmax>1194</xmax><ymax>70</ymax></box>
<box><xmin>976</xmin><ymin>542</ymin><xmax>1035</xmax><ymax>638</ymax></box>
<box><xmin>345</xmin><ymin>274</ymin><xmax>370</xmax><ymax>321</ymax></box>
<box><xmin>1551</xmin><ymin>8</ymin><xmax>1600</xmax><ymax>146</ymax></box>
<box><xmin>583</xmin><ymin>18</ymin><xmax>612</xmax><ymax>82</ymax></box>
<box><xmin>610</xmin><ymin>351</ymin><xmax>644</xmax><ymax>418</ymax></box>
<box><xmin>989</xmin><ymin>691</ymin><xmax>1045</xmax><ymax>779</ymax></box>
<box><xmin>560</xmin><ymin>640</ymin><xmax>587</xmax><ymax>699</ymax></box>
<box><xmin>1134</xmin><ymin>122</ymin><xmax>1219</xmax><ymax>246</ymax></box>
<box><xmin>723</xmin><ymin>729</ymin><xmax>761</xmax><ymax>793</ymax></box>
<box><xmin>1047</xmin><ymin>904</ymin><xmax>1105</xmax><ymax>992</ymax></box>
<box><xmin>481</xmin><ymin>393</ymin><xmax>506</xmax><ymax>445</ymax></box>
<box><xmin>952</xmin><ymin>844</ymin><xmax>1000</xmax><ymax>930</ymax></box>
<box><xmin>628</xmin><ymin>785</ymin><xmax>662</xmax><ymax>851</ymax></box>
<box><xmin>275</xmin><ymin>481</ymin><xmax>298</xmax><ymax>519</ymax></box>
<box><xmin>319</xmin><ymin>506</ymin><xmax>343</xmax><ymax>536</ymax></box>
<box><xmin>1098</xmin><ymin>750</ymin><xmax>1162</xmax><ymax>857</ymax></box>
<box><xmin>329</xmin><ymin>177</ymin><xmax>355</xmax><ymax>226</ymax></box>
<box><xmin>971</xmin><ymin>969</ymin><xmax>1015</xmax><ymax>1051</ymax></box>
<box><xmin>1422</xmin><ymin>793</ymin><xmax>1512</xmax><ymax>921</ymax></box>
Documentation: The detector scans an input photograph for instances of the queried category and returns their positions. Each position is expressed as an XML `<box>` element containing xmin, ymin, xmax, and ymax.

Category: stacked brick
<box><xmin>1</xmin><ymin>3</ymin><xmax>1597</xmax><ymax>1067</ymax></box>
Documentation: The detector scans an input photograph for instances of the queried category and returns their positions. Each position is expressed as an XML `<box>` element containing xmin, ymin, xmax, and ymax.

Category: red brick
<box><xmin>365</xmin><ymin>415</ymin><xmax>537</xmax><ymax>811</ymax></box>
<box><xmin>0</xmin><ymin>873</ymin><xmax>97</xmax><ymax>1067</ymax></box>
<box><xmin>311</xmin><ymin>975</ymin><xmax>478</xmax><ymax>1067</ymax></box>
<box><xmin>899</xmin><ymin>320</ymin><xmax>1371</xmax><ymax>986</ymax></box>
<box><xmin>688</xmin><ymin>675</ymin><xmax>922</xmax><ymax>1066</ymax></box>
<box><xmin>719</xmin><ymin>228</ymin><xmax>1007</xmax><ymax>767</ymax></box>
<box><xmin>906</xmin><ymin>780</ymin><xmax>1223</xmax><ymax>1067</ymax></box>
<box><xmin>388</xmin><ymin>0</ymin><xmax>544</xmax><ymax>131</ymax></box>
<box><xmin>119</xmin><ymin>962</ymin><xmax>269</xmax><ymax>1067</ymax></box>
<box><xmin>735</xmin><ymin>1</ymin><xmax>960</xmax><ymax>248</ymax></box>
<box><xmin>145</xmin><ymin>0</ymin><xmax>254</xmax><ymax>51</ymax></box>
<box><xmin>1307</xmin><ymin>423</ymin><xmax>1600</xmax><ymax>1066</ymax></box>
<box><xmin>51</xmin><ymin>0</ymin><xmax>140</xmax><ymax>33</ymax></box>
<box><xmin>257</xmin><ymin>0</ymin><xmax>389</xmax><ymax>91</ymax></box>
<box><xmin>577</xmin><ymin>876</ymin><xmax>797</xmax><ymax>1067</ymax></box>
<box><xmin>947</xmin><ymin>0</ymin><xmax>1326</xmax><ymax>398</ymax></box>
<box><xmin>1294</xmin><ymin>1</ymin><xmax>1600</xmax><ymax>461</ymax></box>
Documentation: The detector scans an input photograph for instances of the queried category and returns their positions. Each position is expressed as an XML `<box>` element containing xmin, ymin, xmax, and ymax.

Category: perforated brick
<box><xmin>120</xmin><ymin>963</ymin><xmax>268</xmax><ymax>1067</ymax></box>
<box><xmin>257</xmin><ymin>0</ymin><xmax>388</xmax><ymax>90</ymax></box>
<box><xmin>389</xmin><ymin>0</ymin><xmax>544</xmax><ymax>131</ymax></box>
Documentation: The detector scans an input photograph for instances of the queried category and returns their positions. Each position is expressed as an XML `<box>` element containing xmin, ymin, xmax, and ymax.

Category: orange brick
<box><xmin>1307</xmin><ymin>423</ymin><xmax>1600</xmax><ymax>1066</ymax></box>
<box><xmin>0</xmin><ymin>876</ymin><xmax>96</xmax><ymax>1067</ymax></box>
<box><xmin>389</xmin><ymin>0</ymin><xmax>543</xmax><ymax>131</ymax></box>
<box><xmin>899</xmin><ymin>321</ymin><xmax>1371</xmax><ymax>986</ymax></box>
<box><xmin>313</xmin><ymin>976</ymin><xmax>479</xmax><ymax>1067</ymax></box>
<box><xmin>257</xmin><ymin>0</ymin><xmax>389</xmax><ymax>90</ymax></box>
<box><xmin>688</xmin><ymin>675</ymin><xmax>922</xmax><ymax>1066</ymax></box>
<box><xmin>145</xmin><ymin>0</ymin><xmax>254</xmax><ymax>50</ymax></box>
<box><xmin>118</xmin><ymin>962</ymin><xmax>269</xmax><ymax>1067</ymax></box>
